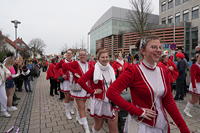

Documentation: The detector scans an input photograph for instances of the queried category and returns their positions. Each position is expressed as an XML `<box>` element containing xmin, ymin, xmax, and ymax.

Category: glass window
<box><xmin>168</xmin><ymin>15</ymin><xmax>173</xmax><ymax>24</ymax></box>
<box><xmin>183</xmin><ymin>0</ymin><xmax>189</xmax><ymax>3</ymax></box>
<box><xmin>161</xmin><ymin>1</ymin><xmax>167</xmax><ymax>12</ymax></box>
<box><xmin>192</xmin><ymin>27</ymin><xmax>198</xmax><ymax>56</ymax></box>
<box><xmin>162</xmin><ymin>17</ymin><xmax>166</xmax><ymax>24</ymax></box>
<box><xmin>175</xmin><ymin>16</ymin><xmax>180</xmax><ymax>23</ymax></box>
<box><xmin>183</xmin><ymin>10</ymin><xmax>189</xmax><ymax>22</ymax></box>
<box><xmin>175</xmin><ymin>0</ymin><xmax>181</xmax><ymax>6</ymax></box>
<box><xmin>192</xmin><ymin>6</ymin><xmax>199</xmax><ymax>19</ymax></box>
<box><xmin>168</xmin><ymin>0</ymin><xmax>173</xmax><ymax>9</ymax></box>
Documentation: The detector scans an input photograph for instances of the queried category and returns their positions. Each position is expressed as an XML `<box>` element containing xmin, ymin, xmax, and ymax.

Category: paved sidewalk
<box><xmin>0</xmin><ymin>72</ymin><xmax>200</xmax><ymax>133</ymax></box>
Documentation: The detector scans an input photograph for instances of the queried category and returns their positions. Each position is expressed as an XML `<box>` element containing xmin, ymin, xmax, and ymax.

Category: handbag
<box><xmin>70</xmin><ymin>80</ymin><xmax>82</xmax><ymax>92</ymax></box>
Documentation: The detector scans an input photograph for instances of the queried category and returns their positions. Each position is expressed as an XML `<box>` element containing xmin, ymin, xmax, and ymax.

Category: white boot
<box><xmin>2</xmin><ymin>111</ymin><xmax>11</xmax><ymax>118</ymax></box>
<box><xmin>64</xmin><ymin>103</ymin><xmax>72</xmax><ymax>120</ymax></box>
<box><xmin>92</xmin><ymin>126</ymin><xmax>101</xmax><ymax>133</ymax></box>
<box><xmin>183</xmin><ymin>102</ymin><xmax>193</xmax><ymax>118</ymax></box>
<box><xmin>81</xmin><ymin>117</ymin><xmax>90</xmax><ymax>133</ymax></box>
<box><xmin>76</xmin><ymin>110</ymin><xmax>83</xmax><ymax>125</ymax></box>
<box><xmin>70</xmin><ymin>101</ymin><xmax>75</xmax><ymax>115</ymax></box>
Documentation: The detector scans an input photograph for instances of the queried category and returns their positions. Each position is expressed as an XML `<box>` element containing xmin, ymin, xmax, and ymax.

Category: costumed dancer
<box><xmin>78</xmin><ymin>48</ymin><xmax>119</xmax><ymax>133</ymax></box>
<box><xmin>107</xmin><ymin>36</ymin><xmax>190</xmax><ymax>133</ymax></box>
<box><xmin>55</xmin><ymin>50</ymin><xmax>75</xmax><ymax>120</ymax></box>
<box><xmin>63</xmin><ymin>50</ymin><xmax>91</xmax><ymax>133</ymax></box>
<box><xmin>184</xmin><ymin>52</ymin><xmax>200</xmax><ymax>117</ymax></box>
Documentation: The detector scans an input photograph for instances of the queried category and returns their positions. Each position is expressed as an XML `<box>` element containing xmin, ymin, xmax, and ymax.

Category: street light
<box><xmin>11</xmin><ymin>20</ymin><xmax>21</xmax><ymax>40</ymax></box>
<box><xmin>11</xmin><ymin>20</ymin><xmax>21</xmax><ymax>57</ymax></box>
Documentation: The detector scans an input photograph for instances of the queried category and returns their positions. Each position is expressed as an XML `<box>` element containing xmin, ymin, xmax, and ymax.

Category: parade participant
<box><xmin>46</xmin><ymin>58</ymin><xmax>59</xmax><ymax>96</ymax></box>
<box><xmin>63</xmin><ymin>50</ymin><xmax>91</xmax><ymax>133</ymax></box>
<box><xmin>21</xmin><ymin>65</ymin><xmax>32</xmax><ymax>92</ymax></box>
<box><xmin>55</xmin><ymin>50</ymin><xmax>74</xmax><ymax>120</ymax></box>
<box><xmin>112</xmin><ymin>52</ymin><xmax>129</xmax><ymax>78</ymax></box>
<box><xmin>0</xmin><ymin>63</ymin><xmax>11</xmax><ymax>117</ymax></box>
<box><xmin>88</xmin><ymin>55</ymin><xmax>96</xmax><ymax>67</ymax></box>
<box><xmin>174</xmin><ymin>52</ymin><xmax>187</xmax><ymax>100</ymax></box>
<box><xmin>184</xmin><ymin>52</ymin><xmax>200</xmax><ymax>117</ymax></box>
<box><xmin>158</xmin><ymin>54</ymin><xmax>179</xmax><ymax>85</ymax></box>
<box><xmin>77</xmin><ymin>48</ymin><xmax>118</xmax><ymax>133</ymax></box>
<box><xmin>4</xmin><ymin>57</ymin><xmax>20</xmax><ymax>112</ymax></box>
<box><xmin>107</xmin><ymin>36</ymin><xmax>190</xmax><ymax>133</ymax></box>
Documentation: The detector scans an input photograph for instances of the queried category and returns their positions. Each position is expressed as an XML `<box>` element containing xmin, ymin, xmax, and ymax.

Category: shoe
<box><xmin>65</xmin><ymin>112</ymin><xmax>72</xmax><ymax>120</ymax></box>
<box><xmin>7</xmin><ymin>106</ymin><xmax>18</xmax><ymax>112</ymax></box>
<box><xmin>55</xmin><ymin>93</ymin><xmax>59</xmax><ymax>95</ymax></box>
<box><xmin>50</xmin><ymin>94</ymin><xmax>54</xmax><ymax>97</ymax></box>
<box><xmin>70</xmin><ymin>109</ymin><xmax>75</xmax><ymax>115</ymax></box>
<box><xmin>2</xmin><ymin>111</ymin><xmax>11</xmax><ymax>118</ymax></box>
<box><xmin>183</xmin><ymin>109</ymin><xmax>192</xmax><ymax>118</ymax></box>
<box><xmin>12</xmin><ymin>102</ymin><xmax>18</xmax><ymax>106</ymax></box>
<box><xmin>179</xmin><ymin>97</ymin><xmax>184</xmax><ymax>101</ymax></box>
<box><xmin>174</xmin><ymin>97</ymin><xmax>179</xmax><ymax>100</ymax></box>
<box><xmin>76</xmin><ymin>116</ymin><xmax>83</xmax><ymax>125</ymax></box>
<box><xmin>29</xmin><ymin>90</ymin><xmax>32</xmax><ymax>93</ymax></box>
<box><xmin>15</xmin><ymin>97</ymin><xmax>21</xmax><ymax>101</ymax></box>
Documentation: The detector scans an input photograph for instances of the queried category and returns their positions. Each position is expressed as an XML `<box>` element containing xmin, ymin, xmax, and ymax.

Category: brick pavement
<box><xmin>1</xmin><ymin>72</ymin><xmax>200</xmax><ymax>133</ymax></box>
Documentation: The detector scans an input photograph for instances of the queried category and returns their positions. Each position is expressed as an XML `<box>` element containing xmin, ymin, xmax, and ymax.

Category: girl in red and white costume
<box><xmin>184</xmin><ymin>53</ymin><xmax>200</xmax><ymax>117</ymax></box>
<box><xmin>63</xmin><ymin>50</ymin><xmax>91</xmax><ymax>133</ymax></box>
<box><xmin>107</xmin><ymin>36</ymin><xmax>190</xmax><ymax>133</ymax></box>
<box><xmin>55</xmin><ymin>50</ymin><xmax>74</xmax><ymax>120</ymax></box>
<box><xmin>112</xmin><ymin>52</ymin><xmax>129</xmax><ymax>78</ymax></box>
<box><xmin>78</xmin><ymin>49</ymin><xmax>118</xmax><ymax>133</ymax></box>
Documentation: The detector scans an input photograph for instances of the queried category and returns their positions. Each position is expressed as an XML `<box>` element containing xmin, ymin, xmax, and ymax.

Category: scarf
<box><xmin>93</xmin><ymin>61</ymin><xmax>115</xmax><ymax>84</ymax></box>
<box><xmin>116</xmin><ymin>59</ymin><xmax>124</xmax><ymax>66</ymax></box>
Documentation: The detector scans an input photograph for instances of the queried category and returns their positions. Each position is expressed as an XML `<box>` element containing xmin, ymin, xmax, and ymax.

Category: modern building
<box><xmin>159</xmin><ymin>0</ymin><xmax>200</xmax><ymax>57</ymax></box>
<box><xmin>89</xmin><ymin>6</ymin><xmax>159</xmax><ymax>56</ymax></box>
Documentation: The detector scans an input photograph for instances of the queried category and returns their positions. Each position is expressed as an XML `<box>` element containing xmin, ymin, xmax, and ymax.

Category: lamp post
<box><xmin>11</xmin><ymin>20</ymin><xmax>21</xmax><ymax>40</ymax></box>
<box><xmin>11</xmin><ymin>20</ymin><xmax>21</xmax><ymax>57</ymax></box>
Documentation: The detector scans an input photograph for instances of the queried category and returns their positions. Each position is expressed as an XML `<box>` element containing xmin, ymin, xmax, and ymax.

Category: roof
<box><xmin>14</xmin><ymin>38</ymin><xmax>30</xmax><ymax>50</ymax></box>
<box><xmin>89</xmin><ymin>6</ymin><xmax>159</xmax><ymax>33</ymax></box>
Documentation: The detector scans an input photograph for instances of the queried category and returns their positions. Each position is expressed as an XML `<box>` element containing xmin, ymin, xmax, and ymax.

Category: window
<box><xmin>183</xmin><ymin>10</ymin><xmax>189</xmax><ymax>22</ymax></box>
<box><xmin>161</xmin><ymin>1</ymin><xmax>167</xmax><ymax>12</ymax></box>
<box><xmin>183</xmin><ymin>0</ymin><xmax>189</xmax><ymax>3</ymax></box>
<box><xmin>192</xmin><ymin>6</ymin><xmax>199</xmax><ymax>19</ymax></box>
<box><xmin>168</xmin><ymin>0</ymin><xmax>173</xmax><ymax>9</ymax></box>
<box><xmin>168</xmin><ymin>15</ymin><xmax>173</xmax><ymax>24</ymax></box>
<box><xmin>161</xmin><ymin>17</ymin><xmax>166</xmax><ymax>24</ymax></box>
<box><xmin>175</xmin><ymin>0</ymin><xmax>181</xmax><ymax>6</ymax></box>
<box><xmin>175</xmin><ymin>12</ymin><xmax>180</xmax><ymax>23</ymax></box>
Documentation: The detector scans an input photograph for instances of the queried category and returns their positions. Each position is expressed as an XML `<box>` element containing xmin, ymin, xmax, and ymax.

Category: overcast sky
<box><xmin>1</xmin><ymin>0</ymin><xmax>159</xmax><ymax>55</ymax></box>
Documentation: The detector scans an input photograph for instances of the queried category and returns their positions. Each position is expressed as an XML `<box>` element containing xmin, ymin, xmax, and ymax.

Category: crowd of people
<box><xmin>0</xmin><ymin>54</ymin><xmax>41</xmax><ymax>118</ymax></box>
<box><xmin>46</xmin><ymin>35</ymin><xmax>200</xmax><ymax>133</ymax></box>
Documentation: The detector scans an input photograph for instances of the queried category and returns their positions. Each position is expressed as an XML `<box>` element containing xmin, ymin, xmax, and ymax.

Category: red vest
<box><xmin>190</xmin><ymin>63</ymin><xmax>200</xmax><ymax>88</ymax></box>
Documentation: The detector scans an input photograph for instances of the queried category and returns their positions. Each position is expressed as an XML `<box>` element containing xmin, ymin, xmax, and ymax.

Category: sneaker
<box><xmin>7</xmin><ymin>106</ymin><xmax>18</xmax><ymax>112</ymax></box>
<box><xmin>2</xmin><ymin>111</ymin><xmax>11</xmax><ymax>118</ymax></box>
<box><xmin>65</xmin><ymin>112</ymin><xmax>72</xmax><ymax>120</ymax></box>
<box><xmin>70</xmin><ymin>109</ymin><xmax>75</xmax><ymax>115</ymax></box>
<box><xmin>183</xmin><ymin>109</ymin><xmax>192</xmax><ymax>118</ymax></box>
<box><xmin>76</xmin><ymin>117</ymin><xmax>83</xmax><ymax>125</ymax></box>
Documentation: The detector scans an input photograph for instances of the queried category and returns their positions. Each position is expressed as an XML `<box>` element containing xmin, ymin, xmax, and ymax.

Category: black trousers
<box><xmin>175</xmin><ymin>79</ymin><xmax>185</xmax><ymax>99</ymax></box>
<box><xmin>50</xmin><ymin>78</ymin><xmax>58</xmax><ymax>95</ymax></box>
<box><xmin>14</xmin><ymin>77</ymin><xmax>23</xmax><ymax>91</ymax></box>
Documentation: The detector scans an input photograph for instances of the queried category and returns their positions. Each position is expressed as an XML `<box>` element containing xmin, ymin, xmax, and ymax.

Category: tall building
<box><xmin>159</xmin><ymin>0</ymin><xmax>200</xmax><ymax>57</ymax></box>
<box><xmin>89</xmin><ymin>6</ymin><xmax>159</xmax><ymax>56</ymax></box>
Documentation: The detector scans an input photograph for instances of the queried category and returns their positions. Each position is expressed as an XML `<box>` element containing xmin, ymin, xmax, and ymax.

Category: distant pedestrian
<box><xmin>21</xmin><ymin>65</ymin><xmax>32</xmax><ymax>92</ymax></box>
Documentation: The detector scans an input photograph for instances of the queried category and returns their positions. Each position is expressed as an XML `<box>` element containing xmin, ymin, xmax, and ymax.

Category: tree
<box><xmin>128</xmin><ymin>0</ymin><xmax>152</xmax><ymax>36</ymax></box>
<box><xmin>29</xmin><ymin>38</ymin><xmax>46</xmax><ymax>57</ymax></box>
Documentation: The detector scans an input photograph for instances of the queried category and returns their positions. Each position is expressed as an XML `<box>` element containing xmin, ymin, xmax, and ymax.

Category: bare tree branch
<box><xmin>29</xmin><ymin>38</ymin><xmax>46</xmax><ymax>57</ymax></box>
<box><xmin>128</xmin><ymin>0</ymin><xmax>152</xmax><ymax>36</ymax></box>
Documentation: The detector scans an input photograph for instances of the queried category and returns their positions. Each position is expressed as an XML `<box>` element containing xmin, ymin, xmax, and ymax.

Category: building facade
<box><xmin>89</xmin><ymin>6</ymin><xmax>159</xmax><ymax>56</ymax></box>
<box><xmin>159</xmin><ymin>0</ymin><xmax>200</xmax><ymax>57</ymax></box>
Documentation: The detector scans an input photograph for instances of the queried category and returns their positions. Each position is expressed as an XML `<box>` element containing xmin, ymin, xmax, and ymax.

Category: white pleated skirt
<box><xmin>88</xmin><ymin>98</ymin><xmax>116</xmax><ymax>119</ymax></box>
<box><xmin>60</xmin><ymin>80</ymin><xmax>71</xmax><ymax>92</ymax></box>
<box><xmin>189</xmin><ymin>82</ymin><xmax>200</xmax><ymax>95</ymax></box>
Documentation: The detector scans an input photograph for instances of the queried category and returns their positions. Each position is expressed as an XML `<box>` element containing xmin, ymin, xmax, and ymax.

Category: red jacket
<box><xmin>106</xmin><ymin>64</ymin><xmax>189</xmax><ymax>133</ymax></box>
<box><xmin>46</xmin><ymin>63</ymin><xmax>56</xmax><ymax>80</ymax></box>
<box><xmin>157</xmin><ymin>60</ymin><xmax>179</xmax><ymax>83</ymax></box>
<box><xmin>62</xmin><ymin>61</ymin><xmax>92</xmax><ymax>83</ymax></box>
<box><xmin>112</xmin><ymin>60</ymin><xmax>129</xmax><ymax>77</ymax></box>
<box><xmin>190</xmin><ymin>63</ymin><xmax>200</xmax><ymax>88</ymax></box>
<box><xmin>77</xmin><ymin>66</ymin><xmax>108</xmax><ymax>100</ymax></box>
<box><xmin>88</xmin><ymin>60</ymin><xmax>96</xmax><ymax>67</ymax></box>
<box><xmin>56</xmin><ymin>59</ymin><xmax>71</xmax><ymax>80</ymax></box>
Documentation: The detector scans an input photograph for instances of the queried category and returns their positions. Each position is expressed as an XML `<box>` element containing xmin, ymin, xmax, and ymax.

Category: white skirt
<box><xmin>88</xmin><ymin>98</ymin><xmax>116</xmax><ymax>119</ymax></box>
<box><xmin>189</xmin><ymin>82</ymin><xmax>200</xmax><ymax>95</ymax></box>
<box><xmin>124</xmin><ymin>114</ymin><xmax>168</xmax><ymax>133</ymax></box>
<box><xmin>70</xmin><ymin>88</ymin><xmax>90</xmax><ymax>99</ymax></box>
<box><xmin>60</xmin><ymin>80</ymin><xmax>71</xmax><ymax>92</ymax></box>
